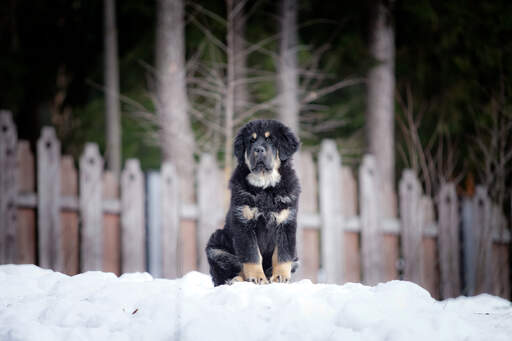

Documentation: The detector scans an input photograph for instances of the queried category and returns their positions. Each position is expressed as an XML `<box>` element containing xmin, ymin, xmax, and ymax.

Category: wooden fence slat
<box><xmin>318</xmin><ymin>140</ymin><xmax>343</xmax><ymax>283</ymax></box>
<box><xmin>341</xmin><ymin>166</ymin><xmax>360</xmax><ymax>283</ymax></box>
<box><xmin>491</xmin><ymin>205</ymin><xmax>509</xmax><ymax>298</ymax></box>
<box><xmin>438</xmin><ymin>182</ymin><xmax>461</xmax><ymax>298</ymax></box>
<box><xmin>60</xmin><ymin>156</ymin><xmax>79</xmax><ymax>275</ymax></box>
<box><xmin>180</xmin><ymin>220</ymin><xmax>197</xmax><ymax>274</ymax></box>
<box><xmin>462</xmin><ymin>196</ymin><xmax>476</xmax><ymax>295</ymax></box>
<box><xmin>103</xmin><ymin>171</ymin><xmax>120</xmax><ymax>275</ymax></box>
<box><xmin>0</xmin><ymin>110</ymin><xmax>17</xmax><ymax>264</ymax></box>
<box><xmin>399</xmin><ymin>169</ymin><xmax>423</xmax><ymax>284</ymax></box>
<box><xmin>473</xmin><ymin>186</ymin><xmax>491</xmax><ymax>294</ymax></box>
<box><xmin>197</xmin><ymin>154</ymin><xmax>224</xmax><ymax>273</ymax></box>
<box><xmin>359</xmin><ymin>155</ymin><xmax>384</xmax><ymax>285</ymax></box>
<box><xmin>121</xmin><ymin>159</ymin><xmax>146</xmax><ymax>273</ymax></box>
<box><xmin>37</xmin><ymin>126</ymin><xmax>61</xmax><ymax>270</ymax></box>
<box><xmin>297</xmin><ymin>151</ymin><xmax>319</xmax><ymax>282</ymax></box>
<box><xmin>421</xmin><ymin>196</ymin><xmax>439</xmax><ymax>299</ymax></box>
<box><xmin>16</xmin><ymin>140</ymin><xmax>36</xmax><ymax>264</ymax></box>
<box><xmin>161</xmin><ymin>162</ymin><xmax>180</xmax><ymax>278</ymax></box>
<box><xmin>147</xmin><ymin>171</ymin><xmax>162</xmax><ymax>277</ymax></box>
<box><xmin>79</xmin><ymin>143</ymin><xmax>103</xmax><ymax>271</ymax></box>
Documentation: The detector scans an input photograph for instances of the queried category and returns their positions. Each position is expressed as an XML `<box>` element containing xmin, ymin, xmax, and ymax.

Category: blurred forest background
<box><xmin>1</xmin><ymin>0</ymin><xmax>511</xmax><ymax>217</ymax></box>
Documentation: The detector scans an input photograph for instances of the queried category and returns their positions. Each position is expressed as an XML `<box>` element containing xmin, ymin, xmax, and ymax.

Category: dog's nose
<box><xmin>254</xmin><ymin>146</ymin><xmax>265</xmax><ymax>155</ymax></box>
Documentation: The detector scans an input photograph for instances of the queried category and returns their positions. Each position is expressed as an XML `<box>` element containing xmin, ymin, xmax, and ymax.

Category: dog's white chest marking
<box><xmin>246</xmin><ymin>169</ymin><xmax>281</xmax><ymax>188</ymax></box>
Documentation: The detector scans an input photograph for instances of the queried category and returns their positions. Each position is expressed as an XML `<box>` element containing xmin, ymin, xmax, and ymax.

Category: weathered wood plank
<box><xmin>421</xmin><ymin>196</ymin><xmax>439</xmax><ymax>299</ymax></box>
<box><xmin>490</xmin><ymin>205</ymin><xmax>508</xmax><ymax>298</ymax></box>
<box><xmin>79</xmin><ymin>143</ymin><xmax>103</xmax><ymax>271</ymax></box>
<box><xmin>359</xmin><ymin>154</ymin><xmax>384</xmax><ymax>285</ymax></box>
<box><xmin>399</xmin><ymin>170</ymin><xmax>423</xmax><ymax>284</ymax></box>
<box><xmin>180</xmin><ymin>219</ymin><xmax>197</xmax><ymax>274</ymax></box>
<box><xmin>37</xmin><ymin>127</ymin><xmax>61</xmax><ymax>270</ymax></box>
<box><xmin>296</xmin><ymin>151</ymin><xmax>318</xmax><ymax>281</ymax></box>
<box><xmin>146</xmin><ymin>171</ymin><xmax>162</xmax><ymax>277</ymax></box>
<box><xmin>438</xmin><ymin>182</ymin><xmax>461</xmax><ymax>298</ymax></box>
<box><xmin>302</xmin><ymin>228</ymin><xmax>319</xmax><ymax>283</ymax></box>
<box><xmin>461</xmin><ymin>196</ymin><xmax>476</xmax><ymax>295</ymax></box>
<box><xmin>382</xmin><ymin>234</ymin><xmax>399</xmax><ymax>281</ymax></box>
<box><xmin>16</xmin><ymin>140</ymin><xmax>36</xmax><ymax>264</ymax></box>
<box><xmin>60</xmin><ymin>156</ymin><xmax>79</xmax><ymax>275</ymax></box>
<box><xmin>103</xmin><ymin>171</ymin><xmax>120</xmax><ymax>275</ymax></box>
<box><xmin>161</xmin><ymin>162</ymin><xmax>180</xmax><ymax>278</ymax></box>
<box><xmin>341</xmin><ymin>166</ymin><xmax>360</xmax><ymax>283</ymax></box>
<box><xmin>197</xmin><ymin>154</ymin><xmax>224</xmax><ymax>273</ymax></box>
<box><xmin>121</xmin><ymin>159</ymin><xmax>146</xmax><ymax>273</ymax></box>
<box><xmin>318</xmin><ymin>140</ymin><xmax>343</xmax><ymax>283</ymax></box>
<box><xmin>0</xmin><ymin>111</ymin><xmax>18</xmax><ymax>264</ymax></box>
<box><xmin>473</xmin><ymin>187</ymin><xmax>492</xmax><ymax>294</ymax></box>
<box><xmin>492</xmin><ymin>243</ymin><xmax>510</xmax><ymax>299</ymax></box>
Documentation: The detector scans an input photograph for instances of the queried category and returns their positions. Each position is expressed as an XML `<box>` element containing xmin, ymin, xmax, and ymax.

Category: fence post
<box><xmin>462</xmin><ymin>196</ymin><xmax>476</xmax><ymax>295</ymax></box>
<box><xmin>0</xmin><ymin>110</ymin><xmax>17</xmax><ymax>264</ymax></box>
<box><xmin>297</xmin><ymin>151</ymin><xmax>319</xmax><ymax>282</ymax></box>
<box><xmin>421</xmin><ymin>196</ymin><xmax>439</xmax><ymax>299</ymax></box>
<box><xmin>79</xmin><ymin>143</ymin><xmax>103</xmax><ymax>271</ymax></box>
<box><xmin>491</xmin><ymin>205</ymin><xmax>509</xmax><ymax>298</ymax></box>
<box><xmin>318</xmin><ymin>140</ymin><xmax>343</xmax><ymax>283</ymax></box>
<box><xmin>161</xmin><ymin>162</ymin><xmax>180</xmax><ymax>278</ymax></box>
<box><xmin>197</xmin><ymin>154</ymin><xmax>224</xmax><ymax>273</ymax></box>
<box><xmin>438</xmin><ymin>182</ymin><xmax>460</xmax><ymax>298</ymax></box>
<box><xmin>121</xmin><ymin>159</ymin><xmax>146</xmax><ymax>273</ymax></box>
<box><xmin>37</xmin><ymin>127</ymin><xmax>61</xmax><ymax>270</ymax></box>
<box><xmin>359</xmin><ymin>154</ymin><xmax>383</xmax><ymax>285</ymax></box>
<box><xmin>61</xmin><ymin>156</ymin><xmax>79</xmax><ymax>275</ymax></box>
<box><xmin>16</xmin><ymin>140</ymin><xmax>36</xmax><ymax>264</ymax></box>
<box><xmin>399</xmin><ymin>169</ymin><xmax>423</xmax><ymax>284</ymax></box>
<box><xmin>146</xmin><ymin>171</ymin><xmax>162</xmax><ymax>277</ymax></box>
<box><xmin>472</xmin><ymin>186</ymin><xmax>492</xmax><ymax>294</ymax></box>
<box><xmin>341</xmin><ymin>166</ymin><xmax>360</xmax><ymax>283</ymax></box>
<box><xmin>103</xmin><ymin>171</ymin><xmax>120</xmax><ymax>275</ymax></box>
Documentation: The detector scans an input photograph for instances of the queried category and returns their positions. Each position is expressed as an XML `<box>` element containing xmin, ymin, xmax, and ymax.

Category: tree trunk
<box><xmin>278</xmin><ymin>0</ymin><xmax>299</xmax><ymax>135</ymax></box>
<box><xmin>104</xmin><ymin>0</ymin><xmax>121</xmax><ymax>177</ymax></box>
<box><xmin>366</xmin><ymin>0</ymin><xmax>396</xmax><ymax>217</ymax></box>
<box><xmin>224</xmin><ymin>0</ymin><xmax>236</xmax><ymax>178</ymax></box>
<box><xmin>233</xmin><ymin>0</ymin><xmax>248</xmax><ymax>115</ymax></box>
<box><xmin>156</xmin><ymin>0</ymin><xmax>196</xmax><ymax>204</ymax></box>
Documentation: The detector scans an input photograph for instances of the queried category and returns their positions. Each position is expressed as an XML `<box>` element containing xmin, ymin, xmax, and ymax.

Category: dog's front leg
<box><xmin>233</xmin><ymin>205</ymin><xmax>268</xmax><ymax>284</ymax></box>
<box><xmin>269</xmin><ymin>210</ymin><xmax>297</xmax><ymax>283</ymax></box>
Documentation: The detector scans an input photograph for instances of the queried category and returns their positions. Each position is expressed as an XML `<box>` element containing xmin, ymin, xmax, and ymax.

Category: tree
<box><xmin>233</xmin><ymin>0</ymin><xmax>248</xmax><ymax>116</ymax></box>
<box><xmin>366</xmin><ymin>0</ymin><xmax>396</xmax><ymax>217</ymax></box>
<box><xmin>278</xmin><ymin>0</ymin><xmax>299</xmax><ymax>135</ymax></box>
<box><xmin>104</xmin><ymin>0</ymin><xmax>121</xmax><ymax>177</ymax></box>
<box><xmin>155</xmin><ymin>0</ymin><xmax>196</xmax><ymax>205</ymax></box>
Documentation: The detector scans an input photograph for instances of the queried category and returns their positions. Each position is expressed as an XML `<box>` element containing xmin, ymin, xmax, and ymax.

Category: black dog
<box><xmin>206</xmin><ymin>120</ymin><xmax>301</xmax><ymax>286</ymax></box>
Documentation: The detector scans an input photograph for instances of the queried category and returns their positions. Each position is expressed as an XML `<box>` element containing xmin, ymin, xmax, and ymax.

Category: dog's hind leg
<box><xmin>206</xmin><ymin>229</ymin><xmax>242</xmax><ymax>286</ymax></box>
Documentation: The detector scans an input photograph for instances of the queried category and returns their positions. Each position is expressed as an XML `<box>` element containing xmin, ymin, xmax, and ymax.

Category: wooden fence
<box><xmin>0</xmin><ymin>110</ymin><xmax>510</xmax><ymax>299</ymax></box>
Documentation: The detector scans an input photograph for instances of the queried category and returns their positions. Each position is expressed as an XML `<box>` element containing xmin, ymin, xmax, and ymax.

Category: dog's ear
<box><xmin>277</xmin><ymin>123</ymin><xmax>299</xmax><ymax>161</ymax></box>
<box><xmin>233</xmin><ymin>126</ymin><xmax>246</xmax><ymax>164</ymax></box>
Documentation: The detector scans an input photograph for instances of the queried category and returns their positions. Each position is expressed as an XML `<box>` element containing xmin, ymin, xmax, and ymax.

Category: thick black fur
<box><xmin>206</xmin><ymin>120</ymin><xmax>301</xmax><ymax>286</ymax></box>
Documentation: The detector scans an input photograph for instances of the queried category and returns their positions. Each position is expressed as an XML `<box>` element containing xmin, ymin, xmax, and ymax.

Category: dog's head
<box><xmin>234</xmin><ymin>120</ymin><xmax>299</xmax><ymax>177</ymax></box>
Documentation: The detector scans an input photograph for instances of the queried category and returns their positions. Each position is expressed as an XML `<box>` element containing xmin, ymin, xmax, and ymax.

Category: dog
<box><xmin>205</xmin><ymin>119</ymin><xmax>301</xmax><ymax>286</ymax></box>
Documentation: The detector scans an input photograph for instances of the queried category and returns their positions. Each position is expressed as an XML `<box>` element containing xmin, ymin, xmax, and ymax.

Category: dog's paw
<box><xmin>243</xmin><ymin>263</ymin><xmax>269</xmax><ymax>285</ymax></box>
<box><xmin>246</xmin><ymin>275</ymin><xmax>269</xmax><ymax>284</ymax></box>
<box><xmin>226</xmin><ymin>275</ymin><xmax>244</xmax><ymax>285</ymax></box>
<box><xmin>270</xmin><ymin>262</ymin><xmax>292</xmax><ymax>283</ymax></box>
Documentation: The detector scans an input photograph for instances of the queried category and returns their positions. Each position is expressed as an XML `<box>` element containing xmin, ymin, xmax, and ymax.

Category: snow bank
<box><xmin>0</xmin><ymin>265</ymin><xmax>510</xmax><ymax>341</ymax></box>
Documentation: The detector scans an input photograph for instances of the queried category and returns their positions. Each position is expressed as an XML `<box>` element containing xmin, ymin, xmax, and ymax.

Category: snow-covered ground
<box><xmin>0</xmin><ymin>265</ymin><xmax>511</xmax><ymax>341</ymax></box>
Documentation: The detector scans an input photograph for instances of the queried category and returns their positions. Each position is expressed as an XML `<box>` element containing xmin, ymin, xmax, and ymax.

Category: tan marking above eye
<box><xmin>265</xmin><ymin>131</ymin><xmax>270</xmax><ymax>138</ymax></box>
<box><xmin>252</xmin><ymin>132</ymin><xmax>257</xmax><ymax>139</ymax></box>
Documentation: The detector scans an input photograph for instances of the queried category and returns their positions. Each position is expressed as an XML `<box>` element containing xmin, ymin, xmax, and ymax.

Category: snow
<box><xmin>0</xmin><ymin>265</ymin><xmax>511</xmax><ymax>341</ymax></box>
